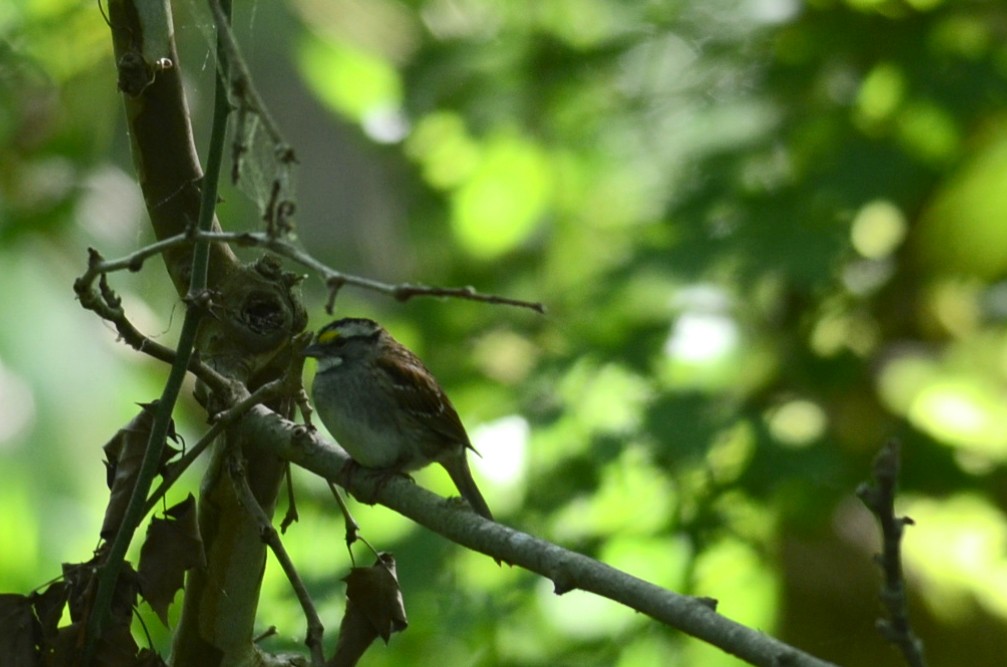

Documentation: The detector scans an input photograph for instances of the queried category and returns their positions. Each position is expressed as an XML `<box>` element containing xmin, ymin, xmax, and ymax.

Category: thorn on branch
<box><xmin>98</xmin><ymin>274</ymin><xmax>122</xmax><ymax>310</ymax></box>
<box><xmin>277</xmin><ymin>200</ymin><xmax>296</xmax><ymax>233</ymax></box>
<box><xmin>552</xmin><ymin>570</ymin><xmax>576</xmax><ymax>595</ymax></box>
<box><xmin>253</xmin><ymin>626</ymin><xmax>278</xmax><ymax>644</ymax></box>
<box><xmin>275</xmin><ymin>144</ymin><xmax>298</xmax><ymax>165</ymax></box>
<box><xmin>184</xmin><ymin>288</ymin><xmax>216</xmax><ymax>313</ymax></box>
<box><xmin>231</xmin><ymin>111</ymin><xmax>247</xmax><ymax>185</ymax></box>
<box><xmin>127</xmin><ymin>255</ymin><xmax>145</xmax><ymax>272</ymax></box>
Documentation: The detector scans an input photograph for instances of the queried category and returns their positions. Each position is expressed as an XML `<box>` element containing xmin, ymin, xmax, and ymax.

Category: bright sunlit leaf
<box><xmin>600</xmin><ymin>535</ymin><xmax>692</xmax><ymax>592</ymax></box>
<box><xmin>909</xmin><ymin>378</ymin><xmax>1007</xmax><ymax>458</ymax></box>
<box><xmin>850</xmin><ymin>200</ymin><xmax>907</xmax><ymax>260</ymax></box>
<box><xmin>685</xmin><ymin>537</ymin><xmax>778</xmax><ymax>666</ymax></box>
<box><xmin>471</xmin><ymin>414</ymin><xmax>529</xmax><ymax>486</ymax></box>
<box><xmin>854</xmin><ymin>62</ymin><xmax>904</xmax><ymax>127</ymax></box>
<box><xmin>406</xmin><ymin>112</ymin><xmax>481</xmax><ymax>188</ymax></box>
<box><xmin>537</xmin><ymin>582</ymin><xmax>639</xmax><ymax>639</ymax></box>
<box><xmin>298</xmin><ymin>32</ymin><xmax>403</xmax><ymax>130</ymax></box>
<box><xmin>902</xmin><ymin>494</ymin><xmax>1007</xmax><ymax>621</ymax></box>
<box><xmin>0</xmin><ymin>481</ymin><xmax>39</xmax><ymax>590</ymax></box>
<box><xmin>917</xmin><ymin>132</ymin><xmax>1007</xmax><ymax>278</ymax></box>
<box><xmin>897</xmin><ymin>100</ymin><xmax>960</xmax><ymax>164</ymax></box>
<box><xmin>765</xmin><ymin>398</ymin><xmax>827</xmax><ymax>448</ymax></box>
<box><xmin>552</xmin><ymin>444</ymin><xmax>676</xmax><ymax>541</ymax></box>
<box><xmin>451</xmin><ymin>131</ymin><xmax>553</xmax><ymax>259</ymax></box>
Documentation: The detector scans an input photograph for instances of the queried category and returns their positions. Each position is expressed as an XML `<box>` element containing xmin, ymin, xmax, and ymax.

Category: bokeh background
<box><xmin>4</xmin><ymin>0</ymin><xmax>1007</xmax><ymax>665</ymax></box>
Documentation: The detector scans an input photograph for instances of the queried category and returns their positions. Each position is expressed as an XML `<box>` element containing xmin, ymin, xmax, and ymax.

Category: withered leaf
<box><xmin>49</xmin><ymin>619</ymin><xmax>139</xmax><ymax>667</ymax></box>
<box><xmin>101</xmin><ymin>402</ymin><xmax>182</xmax><ymax>540</ymax></box>
<box><xmin>331</xmin><ymin>554</ymin><xmax>407</xmax><ymax>667</ymax></box>
<box><xmin>62</xmin><ymin>558</ymin><xmax>96</xmax><ymax>624</ymax></box>
<box><xmin>136</xmin><ymin>401</ymin><xmax>183</xmax><ymax>449</ymax></box>
<box><xmin>0</xmin><ymin>594</ymin><xmax>37</xmax><ymax>667</ymax></box>
<box><xmin>62</xmin><ymin>556</ymin><xmax>138</xmax><ymax>628</ymax></box>
<box><xmin>31</xmin><ymin>580</ymin><xmax>69</xmax><ymax>644</ymax></box>
<box><xmin>138</xmin><ymin>494</ymin><xmax>206</xmax><ymax>626</ymax></box>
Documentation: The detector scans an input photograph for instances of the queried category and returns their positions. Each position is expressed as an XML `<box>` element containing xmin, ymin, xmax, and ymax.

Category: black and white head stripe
<box><xmin>316</xmin><ymin>318</ymin><xmax>382</xmax><ymax>345</ymax></box>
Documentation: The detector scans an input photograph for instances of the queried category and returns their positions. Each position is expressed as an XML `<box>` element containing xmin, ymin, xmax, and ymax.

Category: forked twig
<box><xmin>74</xmin><ymin>259</ymin><xmax>236</xmax><ymax>400</ymax></box>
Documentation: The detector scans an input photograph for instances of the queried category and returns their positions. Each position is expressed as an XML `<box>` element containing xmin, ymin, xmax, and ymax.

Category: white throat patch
<box><xmin>315</xmin><ymin>354</ymin><xmax>344</xmax><ymax>374</ymax></box>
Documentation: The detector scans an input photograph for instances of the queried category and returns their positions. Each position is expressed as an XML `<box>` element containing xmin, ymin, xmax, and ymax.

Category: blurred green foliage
<box><xmin>4</xmin><ymin>0</ymin><xmax>1007</xmax><ymax>665</ymax></box>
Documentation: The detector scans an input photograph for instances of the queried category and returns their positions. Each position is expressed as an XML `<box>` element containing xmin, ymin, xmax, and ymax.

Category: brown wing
<box><xmin>375</xmin><ymin>348</ymin><xmax>471</xmax><ymax>448</ymax></box>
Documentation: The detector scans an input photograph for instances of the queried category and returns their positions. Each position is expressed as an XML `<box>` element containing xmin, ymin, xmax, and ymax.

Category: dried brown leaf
<box><xmin>62</xmin><ymin>559</ymin><xmax>96</xmax><ymax>624</ymax></box>
<box><xmin>31</xmin><ymin>581</ymin><xmax>68</xmax><ymax>645</ymax></box>
<box><xmin>49</xmin><ymin>619</ymin><xmax>139</xmax><ymax>667</ymax></box>
<box><xmin>138</xmin><ymin>494</ymin><xmax>205</xmax><ymax>626</ymax></box>
<box><xmin>0</xmin><ymin>594</ymin><xmax>38</xmax><ymax>667</ymax></box>
<box><xmin>101</xmin><ymin>402</ymin><xmax>181</xmax><ymax>540</ymax></box>
<box><xmin>61</xmin><ymin>557</ymin><xmax>138</xmax><ymax>630</ymax></box>
<box><xmin>330</xmin><ymin>554</ymin><xmax>407</xmax><ymax>667</ymax></box>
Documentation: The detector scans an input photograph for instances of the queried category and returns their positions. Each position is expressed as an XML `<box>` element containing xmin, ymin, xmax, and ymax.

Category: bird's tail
<box><xmin>442</xmin><ymin>454</ymin><xmax>494</xmax><ymax>521</ymax></box>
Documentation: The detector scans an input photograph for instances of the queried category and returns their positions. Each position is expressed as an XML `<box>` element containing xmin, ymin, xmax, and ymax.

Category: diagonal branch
<box><xmin>228</xmin><ymin>450</ymin><xmax>326</xmax><ymax>666</ymax></box>
<box><xmin>234</xmin><ymin>405</ymin><xmax>839</xmax><ymax>667</ymax></box>
<box><xmin>73</xmin><ymin>256</ymin><xmax>237</xmax><ymax>400</ymax></box>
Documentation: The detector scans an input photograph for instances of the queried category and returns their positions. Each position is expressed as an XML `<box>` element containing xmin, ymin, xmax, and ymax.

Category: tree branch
<box><xmin>228</xmin><ymin>451</ymin><xmax>326</xmax><ymax>666</ymax></box>
<box><xmin>199</xmin><ymin>230</ymin><xmax>545</xmax><ymax>313</ymax></box>
<box><xmin>106</xmin><ymin>0</ymin><xmax>238</xmax><ymax>294</ymax></box>
<box><xmin>73</xmin><ymin>254</ymin><xmax>237</xmax><ymax>399</ymax></box>
<box><xmin>234</xmin><ymin>405</ymin><xmax>839</xmax><ymax>667</ymax></box>
<box><xmin>857</xmin><ymin>440</ymin><xmax>927</xmax><ymax>667</ymax></box>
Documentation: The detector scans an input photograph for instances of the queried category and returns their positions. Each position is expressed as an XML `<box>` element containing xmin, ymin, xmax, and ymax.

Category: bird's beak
<box><xmin>302</xmin><ymin>343</ymin><xmax>325</xmax><ymax>358</ymax></box>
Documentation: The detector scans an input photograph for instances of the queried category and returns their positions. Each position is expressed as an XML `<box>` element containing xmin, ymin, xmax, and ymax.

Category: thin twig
<box><xmin>143</xmin><ymin>333</ymin><xmax>313</xmax><ymax>515</ymax></box>
<box><xmin>77</xmin><ymin>228</ymin><xmax>543</xmax><ymax>316</ymax></box>
<box><xmin>206</xmin><ymin>0</ymin><xmax>290</xmax><ymax>160</ymax></box>
<box><xmin>82</xmin><ymin>1</ymin><xmax>235</xmax><ymax>658</ymax></box>
<box><xmin>207</xmin><ymin>0</ymin><xmax>296</xmax><ymax>236</ymax></box>
<box><xmin>228</xmin><ymin>452</ymin><xmax>326</xmax><ymax>666</ymax></box>
<box><xmin>77</xmin><ymin>235</ymin><xmax>192</xmax><ymax>284</ymax></box>
<box><xmin>74</xmin><ymin>264</ymin><xmax>235</xmax><ymax>399</ymax></box>
<box><xmin>327</xmin><ymin>481</ymin><xmax>386</xmax><ymax>567</ymax></box>
<box><xmin>856</xmin><ymin>440</ymin><xmax>927</xmax><ymax>667</ymax></box>
<box><xmin>198</xmin><ymin>230</ymin><xmax>546</xmax><ymax>313</ymax></box>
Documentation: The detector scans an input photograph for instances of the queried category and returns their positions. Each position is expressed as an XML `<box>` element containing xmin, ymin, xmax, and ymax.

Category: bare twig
<box><xmin>857</xmin><ymin>440</ymin><xmax>927</xmax><ymax>667</ymax></box>
<box><xmin>228</xmin><ymin>451</ymin><xmax>326</xmax><ymax>666</ymax></box>
<box><xmin>327</xmin><ymin>480</ymin><xmax>385</xmax><ymax>567</ymax></box>
<box><xmin>77</xmin><ymin>236</ymin><xmax>191</xmax><ymax>281</ymax></box>
<box><xmin>207</xmin><ymin>0</ymin><xmax>296</xmax><ymax>236</ymax></box>
<box><xmin>77</xmin><ymin>228</ymin><xmax>543</xmax><ymax>321</ymax></box>
<box><xmin>233</xmin><ymin>405</ymin><xmax>839</xmax><ymax>667</ymax></box>
<box><xmin>143</xmin><ymin>331</ymin><xmax>313</xmax><ymax>515</ymax></box>
<box><xmin>198</xmin><ymin>230</ymin><xmax>546</xmax><ymax>314</ymax></box>
<box><xmin>73</xmin><ymin>257</ymin><xmax>235</xmax><ymax>399</ymax></box>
